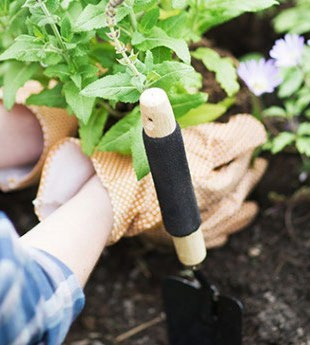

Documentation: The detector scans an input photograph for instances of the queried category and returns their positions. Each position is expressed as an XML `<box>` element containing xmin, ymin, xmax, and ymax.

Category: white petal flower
<box><xmin>270</xmin><ymin>34</ymin><xmax>305</xmax><ymax>67</ymax></box>
<box><xmin>237</xmin><ymin>59</ymin><xmax>282</xmax><ymax>96</ymax></box>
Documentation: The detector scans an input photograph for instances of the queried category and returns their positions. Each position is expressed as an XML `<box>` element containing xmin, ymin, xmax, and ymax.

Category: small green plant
<box><xmin>273</xmin><ymin>0</ymin><xmax>310</xmax><ymax>35</ymax></box>
<box><xmin>237</xmin><ymin>33</ymin><xmax>310</xmax><ymax>177</ymax></box>
<box><xmin>0</xmin><ymin>0</ymin><xmax>278</xmax><ymax>179</ymax></box>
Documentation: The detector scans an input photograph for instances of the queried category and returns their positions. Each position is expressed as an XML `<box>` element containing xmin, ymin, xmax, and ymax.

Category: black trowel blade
<box><xmin>162</xmin><ymin>275</ymin><xmax>243</xmax><ymax>345</ymax></box>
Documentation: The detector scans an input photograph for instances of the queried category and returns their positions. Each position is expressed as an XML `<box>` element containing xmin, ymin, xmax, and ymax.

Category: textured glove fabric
<box><xmin>0</xmin><ymin>81</ymin><xmax>77</xmax><ymax>192</ymax></box>
<box><xmin>35</xmin><ymin>114</ymin><xmax>267</xmax><ymax>248</ymax></box>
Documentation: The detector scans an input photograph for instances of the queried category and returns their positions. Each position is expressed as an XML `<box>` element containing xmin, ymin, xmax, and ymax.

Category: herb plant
<box><xmin>0</xmin><ymin>0</ymin><xmax>278</xmax><ymax>179</ymax></box>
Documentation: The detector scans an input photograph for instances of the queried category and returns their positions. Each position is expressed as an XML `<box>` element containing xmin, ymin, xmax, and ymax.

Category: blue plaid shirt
<box><xmin>0</xmin><ymin>212</ymin><xmax>85</xmax><ymax>345</ymax></box>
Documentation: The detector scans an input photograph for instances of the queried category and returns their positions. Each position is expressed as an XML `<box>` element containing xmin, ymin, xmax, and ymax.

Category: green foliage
<box><xmin>81</xmin><ymin>72</ymin><xmax>141</xmax><ymax>103</ymax></box>
<box><xmin>64</xmin><ymin>81</ymin><xmax>96</xmax><ymax>123</ymax></box>
<box><xmin>278</xmin><ymin>68</ymin><xmax>304</xmax><ymax>98</ymax></box>
<box><xmin>255</xmin><ymin>18</ymin><xmax>310</xmax><ymax>162</ymax></box>
<box><xmin>79</xmin><ymin>107</ymin><xmax>108</xmax><ymax>155</ymax></box>
<box><xmin>26</xmin><ymin>83</ymin><xmax>67</xmax><ymax>108</ymax></box>
<box><xmin>133</xmin><ymin>27</ymin><xmax>191</xmax><ymax>64</ymax></box>
<box><xmin>187</xmin><ymin>0</ymin><xmax>279</xmax><ymax>38</ymax></box>
<box><xmin>0</xmin><ymin>0</ymin><xmax>278</xmax><ymax>179</ymax></box>
<box><xmin>130</xmin><ymin>118</ymin><xmax>150</xmax><ymax>180</ymax></box>
<box><xmin>178</xmin><ymin>101</ymin><xmax>231</xmax><ymax>128</ymax></box>
<box><xmin>97</xmin><ymin>108</ymin><xmax>139</xmax><ymax>155</ymax></box>
<box><xmin>274</xmin><ymin>0</ymin><xmax>310</xmax><ymax>34</ymax></box>
<box><xmin>192</xmin><ymin>48</ymin><xmax>239</xmax><ymax>97</ymax></box>
<box><xmin>3</xmin><ymin>61</ymin><xmax>39</xmax><ymax>109</ymax></box>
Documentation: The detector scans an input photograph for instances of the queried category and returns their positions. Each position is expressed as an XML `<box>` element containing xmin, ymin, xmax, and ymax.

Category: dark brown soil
<box><xmin>1</xmin><ymin>154</ymin><xmax>309</xmax><ymax>345</ymax></box>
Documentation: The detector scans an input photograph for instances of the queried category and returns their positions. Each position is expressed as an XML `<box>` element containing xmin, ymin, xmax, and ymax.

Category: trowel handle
<box><xmin>140</xmin><ymin>88</ymin><xmax>206</xmax><ymax>267</ymax></box>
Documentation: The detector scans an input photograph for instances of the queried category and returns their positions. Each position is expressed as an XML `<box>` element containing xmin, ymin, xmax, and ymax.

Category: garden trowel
<box><xmin>140</xmin><ymin>88</ymin><xmax>243</xmax><ymax>345</ymax></box>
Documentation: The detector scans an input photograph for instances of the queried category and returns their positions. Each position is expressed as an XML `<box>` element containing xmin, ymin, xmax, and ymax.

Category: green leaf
<box><xmin>73</xmin><ymin>1</ymin><xmax>107</xmax><ymax>32</ymax></box>
<box><xmin>61</xmin><ymin>15</ymin><xmax>73</xmax><ymax>41</ymax></box>
<box><xmin>74</xmin><ymin>1</ymin><xmax>130</xmax><ymax>32</ymax></box>
<box><xmin>195</xmin><ymin>0</ymin><xmax>278</xmax><ymax>33</ymax></box>
<box><xmin>44</xmin><ymin>64</ymin><xmax>71</xmax><ymax>81</ymax></box>
<box><xmin>296</xmin><ymin>137</ymin><xmax>310</xmax><ymax>156</ymax></box>
<box><xmin>149</xmin><ymin>61</ymin><xmax>201</xmax><ymax>93</ymax></box>
<box><xmin>273</xmin><ymin>5</ymin><xmax>310</xmax><ymax>34</ymax></box>
<box><xmin>26</xmin><ymin>83</ymin><xmax>67</xmax><ymax>108</ymax></box>
<box><xmin>133</xmin><ymin>27</ymin><xmax>190</xmax><ymax>64</ymax></box>
<box><xmin>151</xmin><ymin>46</ymin><xmax>172</xmax><ymax>64</ymax></box>
<box><xmin>79</xmin><ymin>108</ymin><xmax>108</xmax><ymax>156</ymax></box>
<box><xmin>139</xmin><ymin>8</ymin><xmax>159</xmax><ymax>32</ymax></box>
<box><xmin>64</xmin><ymin>81</ymin><xmax>96</xmax><ymax>124</ymax></box>
<box><xmin>177</xmin><ymin>103</ymin><xmax>227</xmax><ymax>128</ymax></box>
<box><xmin>297</xmin><ymin>123</ymin><xmax>310</xmax><ymax>137</ymax></box>
<box><xmin>171</xmin><ymin>0</ymin><xmax>188</xmax><ymax>9</ymax></box>
<box><xmin>296</xmin><ymin>89</ymin><xmax>310</xmax><ymax>114</ymax></box>
<box><xmin>271</xmin><ymin>132</ymin><xmax>296</xmax><ymax>154</ymax></box>
<box><xmin>192</xmin><ymin>48</ymin><xmax>239</xmax><ymax>96</ymax></box>
<box><xmin>239</xmin><ymin>52</ymin><xmax>264</xmax><ymax>62</ymax></box>
<box><xmin>3</xmin><ymin>61</ymin><xmax>39</xmax><ymax>110</ymax></box>
<box><xmin>262</xmin><ymin>106</ymin><xmax>287</xmax><ymax>118</ymax></box>
<box><xmin>134</xmin><ymin>0</ymin><xmax>157</xmax><ymax>12</ymax></box>
<box><xmin>278</xmin><ymin>68</ymin><xmax>304</xmax><ymax>98</ymax></box>
<box><xmin>98</xmin><ymin>108</ymin><xmax>139</xmax><ymax>154</ymax></box>
<box><xmin>81</xmin><ymin>72</ymin><xmax>140</xmax><ymax>103</ymax></box>
<box><xmin>130</xmin><ymin>118</ymin><xmax>150</xmax><ymax>180</ymax></box>
<box><xmin>170</xmin><ymin>92</ymin><xmax>208</xmax><ymax>118</ymax></box>
<box><xmin>0</xmin><ymin>35</ymin><xmax>44</xmax><ymax>62</ymax></box>
<box><xmin>158</xmin><ymin>12</ymin><xmax>189</xmax><ymax>38</ymax></box>
<box><xmin>145</xmin><ymin>50</ymin><xmax>154</xmax><ymax>72</ymax></box>
<box><xmin>71</xmin><ymin>74</ymin><xmax>82</xmax><ymax>89</ymax></box>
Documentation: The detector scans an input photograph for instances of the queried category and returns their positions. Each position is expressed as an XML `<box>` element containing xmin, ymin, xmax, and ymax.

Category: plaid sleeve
<box><xmin>0</xmin><ymin>212</ymin><xmax>85</xmax><ymax>345</ymax></box>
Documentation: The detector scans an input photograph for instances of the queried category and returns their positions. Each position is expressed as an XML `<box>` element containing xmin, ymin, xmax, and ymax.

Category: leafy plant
<box><xmin>0</xmin><ymin>0</ymin><xmax>278</xmax><ymax>179</ymax></box>
<box><xmin>273</xmin><ymin>0</ymin><xmax>310</xmax><ymax>35</ymax></box>
<box><xmin>237</xmin><ymin>32</ymin><xmax>310</xmax><ymax>176</ymax></box>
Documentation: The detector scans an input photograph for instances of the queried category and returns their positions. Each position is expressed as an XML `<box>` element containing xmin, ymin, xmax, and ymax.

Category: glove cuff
<box><xmin>0</xmin><ymin>81</ymin><xmax>77</xmax><ymax>192</ymax></box>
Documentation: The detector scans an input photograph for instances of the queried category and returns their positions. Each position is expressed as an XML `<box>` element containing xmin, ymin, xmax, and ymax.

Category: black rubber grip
<box><xmin>143</xmin><ymin>124</ymin><xmax>201</xmax><ymax>237</ymax></box>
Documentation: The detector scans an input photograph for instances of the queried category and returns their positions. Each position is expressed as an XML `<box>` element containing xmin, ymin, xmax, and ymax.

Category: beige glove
<box><xmin>35</xmin><ymin>114</ymin><xmax>267</xmax><ymax>248</ymax></box>
<box><xmin>0</xmin><ymin>81</ymin><xmax>78</xmax><ymax>192</ymax></box>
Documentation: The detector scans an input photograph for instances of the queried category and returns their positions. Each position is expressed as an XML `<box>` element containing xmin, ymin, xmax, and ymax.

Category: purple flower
<box><xmin>237</xmin><ymin>59</ymin><xmax>282</xmax><ymax>96</ymax></box>
<box><xmin>270</xmin><ymin>34</ymin><xmax>305</xmax><ymax>67</ymax></box>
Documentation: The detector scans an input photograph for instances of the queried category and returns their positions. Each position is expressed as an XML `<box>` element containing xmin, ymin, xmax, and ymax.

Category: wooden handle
<box><xmin>140</xmin><ymin>88</ymin><xmax>206</xmax><ymax>267</ymax></box>
<box><xmin>140</xmin><ymin>88</ymin><xmax>176</xmax><ymax>137</ymax></box>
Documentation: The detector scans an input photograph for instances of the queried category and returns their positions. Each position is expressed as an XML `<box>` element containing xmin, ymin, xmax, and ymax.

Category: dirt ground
<box><xmin>1</xmin><ymin>153</ymin><xmax>309</xmax><ymax>345</ymax></box>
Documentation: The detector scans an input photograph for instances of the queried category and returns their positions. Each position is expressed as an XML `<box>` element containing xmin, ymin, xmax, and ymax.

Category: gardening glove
<box><xmin>0</xmin><ymin>80</ymin><xmax>77</xmax><ymax>192</ymax></box>
<box><xmin>34</xmin><ymin>114</ymin><xmax>267</xmax><ymax>248</ymax></box>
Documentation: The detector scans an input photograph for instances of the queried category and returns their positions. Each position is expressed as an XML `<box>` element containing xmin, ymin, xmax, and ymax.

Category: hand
<box><xmin>0</xmin><ymin>81</ymin><xmax>78</xmax><ymax>192</ymax></box>
<box><xmin>0</xmin><ymin>103</ymin><xmax>43</xmax><ymax>169</ymax></box>
<box><xmin>35</xmin><ymin>114</ymin><xmax>267</xmax><ymax>248</ymax></box>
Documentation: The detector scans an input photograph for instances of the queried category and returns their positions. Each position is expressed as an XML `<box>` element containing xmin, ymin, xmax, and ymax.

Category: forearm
<box><xmin>0</xmin><ymin>213</ymin><xmax>85</xmax><ymax>345</ymax></box>
<box><xmin>21</xmin><ymin>175</ymin><xmax>113</xmax><ymax>287</ymax></box>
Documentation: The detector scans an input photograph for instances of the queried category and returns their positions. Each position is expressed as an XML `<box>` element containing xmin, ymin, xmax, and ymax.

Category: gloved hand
<box><xmin>34</xmin><ymin>114</ymin><xmax>267</xmax><ymax>248</ymax></box>
<box><xmin>0</xmin><ymin>81</ymin><xmax>77</xmax><ymax>192</ymax></box>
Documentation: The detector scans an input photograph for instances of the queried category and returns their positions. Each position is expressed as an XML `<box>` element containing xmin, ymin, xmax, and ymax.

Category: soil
<box><xmin>1</xmin><ymin>154</ymin><xmax>309</xmax><ymax>345</ymax></box>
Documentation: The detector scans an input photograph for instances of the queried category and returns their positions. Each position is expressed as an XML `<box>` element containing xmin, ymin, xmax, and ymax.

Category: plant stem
<box><xmin>37</xmin><ymin>0</ymin><xmax>74</xmax><ymax>68</ymax></box>
<box><xmin>251</xmin><ymin>93</ymin><xmax>263</xmax><ymax>120</ymax></box>
<box><xmin>110</xmin><ymin>27</ymin><xmax>140</xmax><ymax>76</ymax></box>
<box><xmin>105</xmin><ymin>0</ymin><xmax>142</xmax><ymax>78</ymax></box>
<box><xmin>0</xmin><ymin>17</ymin><xmax>6</xmax><ymax>31</ymax></box>
<box><xmin>128</xmin><ymin>7</ymin><xmax>137</xmax><ymax>31</ymax></box>
<box><xmin>100</xmin><ymin>101</ymin><xmax>124</xmax><ymax>118</ymax></box>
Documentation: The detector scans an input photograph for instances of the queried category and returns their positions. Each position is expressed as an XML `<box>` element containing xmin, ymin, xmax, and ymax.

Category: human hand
<box><xmin>0</xmin><ymin>81</ymin><xmax>77</xmax><ymax>192</ymax></box>
<box><xmin>34</xmin><ymin>114</ymin><xmax>267</xmax><ymax>248</ymax></box>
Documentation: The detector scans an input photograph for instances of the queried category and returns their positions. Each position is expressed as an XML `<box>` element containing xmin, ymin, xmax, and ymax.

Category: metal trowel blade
<box><xmin>162</xmin><ymin>274</ymin><xmax>243</xmax><ymax>345</ymax></box>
